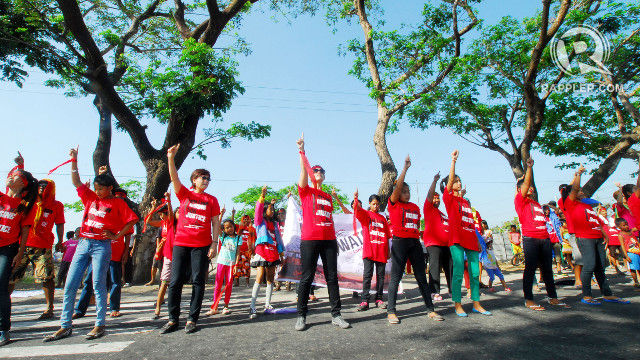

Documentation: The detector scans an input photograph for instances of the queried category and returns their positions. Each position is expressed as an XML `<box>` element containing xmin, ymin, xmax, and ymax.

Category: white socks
<box><xmin>250</xmin><ymin>282</ymin><xmax>260</xmax><ymax>310</ymax></box>
<box><xmin>265</xmin><ymin>283</ymin><xmax>274</xmax><ymax>308</ymax></box>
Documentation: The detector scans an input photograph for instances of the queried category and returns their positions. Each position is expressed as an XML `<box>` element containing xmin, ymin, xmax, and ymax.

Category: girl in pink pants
<box><xmin>209</xmin><ymin>220</ymin><xmax>242</xmax><ymax>315</ymax></box>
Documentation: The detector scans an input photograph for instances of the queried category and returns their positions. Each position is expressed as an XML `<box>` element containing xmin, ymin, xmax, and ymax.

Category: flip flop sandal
<box><xmin>428</xmin><ymin>313</ymin><xmax>444</xmax><ymax>321</ymax></box>
<box><xmin>525</xmin><ymin>303</ymin><xmax>545</xmax><ymax>311</ymax></box>
<box><xmin>602</xmin><ymin>298</ymin><xmax>630</xmax><ymax>304</ymax></box>
<box><xmin>37</xmin><ymin>312</ymin><xmax>55</xmax><ymax>320</ymax></box>
<box><xmin>548</xmin><ymin>300</ymin><xmax>571</xmax><ymax>308</ymax></box>
<box><xmin>580</xmin><ymin>298</ymin><xmax>601</xmax><ymax>306</ymax></box>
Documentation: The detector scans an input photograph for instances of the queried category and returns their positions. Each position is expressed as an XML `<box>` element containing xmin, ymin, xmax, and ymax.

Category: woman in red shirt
<box><xmin>423</xmin><ymin>172</ymin><xmax>452</xmax><ymax>301</ymax></box>
<box><xmin>0</xmin><ymin>157</ymin><xmax>38</xmax><ymax>346</ymax></box>
<box><xmin>353</xmin><ymin>190</ymin><xmax>391</xmax><ymax>311</ymax></box>
<box><xmin>442</xmin><ymin>150</ymin><xmax>490</xmax><ymax>317</ymax></box>
<box><xmin>386</xmin><ymin>156</ymin><xmax>442</xmax><ymax>324</ymax></box>
<box><xmin>562</xmin><ymin>165</ymin><xmax>628</xmax><ymax>305</ymax></box>
<box><xmin>294</xmin><ymin>134</ymin><xmax>349</xmax><ymax>331</ymax></box>
<box><xmin>162</xmin><ymin>144</ymin><xmax>221</xmax><ymax>334</ymax></box>
<box><xmin>514</xmin><ymin>158</ymin><xmax>565</xmax><ymax>310</ymax></box>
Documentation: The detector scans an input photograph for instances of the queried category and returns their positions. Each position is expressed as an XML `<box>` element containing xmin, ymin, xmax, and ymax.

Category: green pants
<box><xmin>450</xmin><ymin>244</ymin><xmax>480</xmax><ymax>303</ymax></box>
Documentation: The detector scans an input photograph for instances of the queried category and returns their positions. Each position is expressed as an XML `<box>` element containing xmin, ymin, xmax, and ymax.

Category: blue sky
<box><xmin>1</xmin><ymin>0</ymin><xmax>635</xmax><ymax>230</ymax></box>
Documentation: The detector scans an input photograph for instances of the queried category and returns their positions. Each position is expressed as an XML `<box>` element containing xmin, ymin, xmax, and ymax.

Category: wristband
<box><xmin>299</xmin><ymin>150</ymin><xmax>305</xmax><ymax>155</ymax></box>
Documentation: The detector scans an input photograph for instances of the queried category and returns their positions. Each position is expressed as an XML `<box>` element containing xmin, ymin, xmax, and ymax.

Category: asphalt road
<box><xmin>5</xmin><ymin>266</ymin><xmax>640</xmax><ymax>360</ymax></box>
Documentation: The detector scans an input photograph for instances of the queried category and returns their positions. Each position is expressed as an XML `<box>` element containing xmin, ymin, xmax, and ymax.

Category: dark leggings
<box><xmin>387</xmin><ymin>237</ymin><xmax>434</xmax><ymax>314</ymax></box>
<box><xmin>56</xmin><ymin>260</ymin><xmax>71</xmax><ymax>288</ymax></box>
<box><xmin>522</xmin><ymin>237</ymin><xmax>557</xmax><ymax>301</ymax></box>
<box><xmin>0</xmin><ymin>243</ymin><xmax>18</xmax><ymax>331</ymax></box>
<box><xmin>577</xmin><ymin>237</ymin><xmax>612</xmax><ymax>297</ymax></box>
<box><xmin>297</xmin><ymin>240</ymin><xmax>341</xmax><ymax>317</ymax></box>
<box><xmin>426</xmin><ymin>245</ymin><xmax>452</xmax><ymax>295</ymax></box>
<box><xmin>361</xmin><ymin>258</ymin><xmax>385</xmax><ymax>303</ymax></box>
<box><xmin>167</xmin><ymin>245</ymin><xmax>209</xmax><ymax>323</ymax></box>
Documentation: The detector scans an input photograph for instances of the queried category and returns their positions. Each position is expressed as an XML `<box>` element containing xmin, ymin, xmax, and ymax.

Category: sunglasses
<box><xmin>313</xmin><ymin>168</ymin><xmax>325</xmax><ymax>174</ymax></box>
<box><xmin>200</xmin><ymin>176</ymin><xmax>211</xmax><ymax>181</ymax></box>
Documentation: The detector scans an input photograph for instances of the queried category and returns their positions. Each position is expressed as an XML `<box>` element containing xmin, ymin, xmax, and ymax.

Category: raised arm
<box><xmin>568</xmin><ymin>165</ymin><xmax>586</xmax><ymax>201</ymax></box>
<box><xmin>520</xmin><ymin>158</ymin><xmax>534</xmax><ymax>197</ymax></box>
<box><xmin>144</xmin><ymin>198</ymin><xmax>163</xmax><ymax>228</ymax></box>
<box><xmin>332</xmin><ymin>189</ymin><xmax>351</xmax><ymax>214</ymax></box>
<box><xmin>164</xmin><ymin>192</ymin><xmax>174</xmax><ymax>224</ymax></box>
<box><xmin>426</xmin><ymin>172</ymin><xmax>441</xmax><ymax>203</ymax></box>
<box><xmin>390</xmin><ymin>155</ymin><xmax>411</xmax><ymax>204</ymax></box>
<box><xmin>166</xmin><ymin>144</ymin><xmax>183</xmax><ymax>195</ymax></box>
<box><xmin>255</xmin><ymin>186</ymin><xmax>267</xmax><ymax>226</ymax></box>
<box><xmin>636</xmin><ymin>158</ymin><xmax>640</xmax><ymax>197</ymax></box>
<box><xmin>69</xmin><ymin>147</ymin><xmax>82</xmax><ymax>188</ymax></box>
<box><xmin>297</xmin><ymin>133</ymin><xmax>308</xmax><ymax>188</ymax></box>
<box><xmin>446</xmin><ymin>150</ymin><xmax>459</xmax><ymax>192</ymax></box>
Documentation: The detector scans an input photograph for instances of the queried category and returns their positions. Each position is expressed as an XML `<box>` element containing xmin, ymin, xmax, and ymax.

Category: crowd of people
<box><xmin>0</xmin><ymin>134</ymin><xmax>637</xmax><ymax>345</ymax></box>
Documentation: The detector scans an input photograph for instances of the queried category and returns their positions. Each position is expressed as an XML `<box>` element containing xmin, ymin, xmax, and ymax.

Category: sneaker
<box><xmin>122</xmin><ymin>283</ymin><xmax>131</xmax><ymax>288</ymax></box>
<box><xmin>356</xmin><ymin>302</ymin><xmax>369</xmax><ymax>311</ymax></box>
<box><xmin>295</xmin><ymin>316</ymin><xmax>307</xmax><ymax>331</ymax></box>
<box><xmin>376</xmin><ymin>300</ymin><xmax>387</xmax><ymax>309</ymax></box>
<box><xmin>184</xmin><ymin>322</ymin><xmax>197</xmax><ymax>334</ymax></box>
<box><xmin>249</xmin><ymin>308</ymin><xmax>258</xmax><ymax>320</ymax></box>
<box><xmin>0</xmin><ymin>331</ymin><xmax>9</xmax><ymax>347</ymax></box>
<box><xmin>432</xmin><ymin>294</ymin><xmax>443</xmax><ymax>301</ymax></box>
<box><xmin>222</xmin><ymin>307</ymin><xmax>230</xmax><ymax>315</ymax></box>
<box><xmin>160</xmin><ymin>321</ymin><xmax>179</xmax><ymax>334</ymax></box>
<box><xmin>331</xmin><ymin>315</ymin><xmax>351</xmax><ymax>329</ymax></box>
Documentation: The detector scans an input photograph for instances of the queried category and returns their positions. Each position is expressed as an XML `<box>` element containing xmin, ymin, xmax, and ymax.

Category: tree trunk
<box><xmin>374</xmin><ymin>110</ymin><xmax>397</xmax><ymax>211</ymax></box>
<box><xmin>91</xmin><ymin>95</ymin><xmax>117</xmax><ymax>181</ymax></box>
<box><xmin>582</xmin><ymin>138</ymin><xmax>638</xmax><ymax>197</ymax></box>
<box><xmin>130</xmin><ymin>115</ymin><xmax>197</xmax><ymax>283</ymax></box>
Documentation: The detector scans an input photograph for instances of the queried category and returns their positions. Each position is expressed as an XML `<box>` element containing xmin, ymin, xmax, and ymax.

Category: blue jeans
<box><xmin>60</xmin><ymin>238</ymin><xmax>111</xmax><ymax>328</ymax></box>
<box><xmin>0</xmin><ymin>243</ymin><xmax>19</xmax><ymax>331</ymax></box>
<box><xmin>75</xmin><ymin>260</ymin><xmax>123</xmax><ymax>314</ymax></box>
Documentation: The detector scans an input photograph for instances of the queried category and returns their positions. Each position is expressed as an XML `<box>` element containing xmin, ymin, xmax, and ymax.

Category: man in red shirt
<box><xmin>294</xmin><ymin>134</ymin><xmax>349</xmax><ymax>331</ymax></box>
<box><xmin>8</xmin><ymin>179</ymin><xmax>64</xmax><ymax>320</ymax></box>
<box><xmin>562</xmin><ymin>165</ymin><xmax>628</xmax><ymax>305</ymax></box>
<box><xmin>514</xmin><ymin>158</ymin><xmax>565</xmax><ymax>311</ymax></box>
<box><xmin>423</xmin><ymin>172</ymin><xmax>452</xmax><ymax>300</ymax></box>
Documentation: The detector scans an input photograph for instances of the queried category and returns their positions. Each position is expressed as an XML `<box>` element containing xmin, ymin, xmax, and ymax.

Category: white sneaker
<box><xmin>222</xmin><ymin>307</ymin><xmax>230</xmax><ymax>315</ymax></box>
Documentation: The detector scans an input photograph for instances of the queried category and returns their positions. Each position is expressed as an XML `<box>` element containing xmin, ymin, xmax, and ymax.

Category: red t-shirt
<box><xmin>298</xmin><ymin>185</ymin><xmax>335</xmax><ymax>240</ymax></box>
<box><xmin>174</xmin><ymin>185</ymin><xmax>220</xmax><ymax>248</ymax></box>
<box><xmin>558</xmin><ymin>197</ymin><xmax>574</xmax><ymax>234</ymax></box>
<box><xmin>161</xmin><ymin>219</ymin><xmax>175</xmax><ymax>260</ymax></box>
<box><xmin>26</xmin><ymin>200</ymin><xmax>65</xmax><ymax>248</ymax></box>
<box><xmin>599</xmin><ymin>215</ymin><xmax>620</xmax><ymax>246</ymax></box>
<box><xmin>387</xmin><ymin>199</ymin><xmax>421</xmax><ymax>239</ymax></box>
<box><xmin>77</xmin><ymin>185</ymin><xmax>138</xmax><ymax>241</ymax></box>
<box><xmin>0</xmin><ymin>192</ymin><xmax>33</xmax><ymax>247</ymax></box>
<box><xmin>472</xmin><ymin>210</ymin><xmax>483</xmax><ymax>233</ymax></box>
<box><xmin>355</xmin><ymin>209</ymin><xmax>391</xmax><ymax>263</ymax></box>
<box><xmin>627</xmin><ymin>193</ymin><xmax>640</xmax><ymax>228</ymax></box>
<box><xmin>563</xmin><ymin>197</ymin><xmax>603</xmax><ymax>239</ymax></box>
<box><xmin>236</xmin><ymin>225</ymin><xmax>256</xmax><ymax>252</ymax></box>
<box><xmin>422</xmin><ymin>199</ymin><xmax>449</xmax><ymax>247</ymax></box>
<box><xmin>111</xmin><ymin>227</ymin><xmax>133</xmax><ymax>262</ymax></box>
<box><xmin>514</xmin><ymin>192</ymin><xmax>549</xmax><ymax>239</ymax></box>
<box><xmin>442</xmin><ymin>188</ymin><xmax>478</xmax><ymax>251</ymax></box>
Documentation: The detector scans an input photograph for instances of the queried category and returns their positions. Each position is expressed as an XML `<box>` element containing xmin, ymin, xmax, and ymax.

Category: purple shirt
<box><xmin>62</xmin><ymin>238</ymin><xmax>79</xmax><ymax>262</ymax></box>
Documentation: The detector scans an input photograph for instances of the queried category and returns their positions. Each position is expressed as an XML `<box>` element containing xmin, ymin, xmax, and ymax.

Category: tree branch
<box><xmin>354</xmin><ymin>0</ymin><xmax>384</xmax><ymax>100</ymax></box>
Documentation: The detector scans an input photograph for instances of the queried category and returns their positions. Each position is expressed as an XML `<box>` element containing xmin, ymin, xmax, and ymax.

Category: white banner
<box><xmin>277</xmin><ymin>197</ymin><xmax>392</xmax><ymax>292</ymax></box>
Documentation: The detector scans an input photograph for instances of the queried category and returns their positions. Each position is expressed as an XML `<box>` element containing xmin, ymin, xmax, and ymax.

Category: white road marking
<box><xmin>0</xmin><ymin>341</ymin><xmax>134</xmax><ymax>358</ymax></box>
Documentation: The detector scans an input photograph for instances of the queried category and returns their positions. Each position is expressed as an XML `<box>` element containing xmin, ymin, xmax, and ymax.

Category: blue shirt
<box><xmin>217</xmin><ymin>235</ymin><xmax>242</xmax><ymax>266</ymax></box>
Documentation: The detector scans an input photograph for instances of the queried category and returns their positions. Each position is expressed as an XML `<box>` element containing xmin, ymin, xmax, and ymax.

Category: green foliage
<box><xmin>63</xmin><ymin>199</ymin><xmax>84</xmax><ymax>213</ymax></box>
<box><xmin>194</xmin><ymin>121</ymin><xmax>271</xmax><ymax>160</ymax></box>
<box><xmin>119</xmin><ymin>38</ymin><xmax>244</xmax><ymax>124</ymax></box>
<box><xmin>491</xmin><ymin>216</ymin><xmax>520</xmax><ymax>234</ymax></box>
<box><xmin>230</xmin><ymin>184</ymin><xmax>349</xmax><ymax>219</ymax></box>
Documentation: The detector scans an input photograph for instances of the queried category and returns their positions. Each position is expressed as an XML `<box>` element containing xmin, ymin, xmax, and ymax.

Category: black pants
<box><xmin>577</xmin><ymin>237</ymin><xmax>612</xmax><ymax>297</ymax></box>
<box><xmin>297</xmin><ymin>240</ymin><xmax>341</xmax><ymax>317</ymax></box>
<box><xmin>387</xmin><ymin>237</ymin><xmax>434</xmax><ymax>314</ymax></box>
<box><xmin>56</xmin><ymin>260</ymin><xmax>71</xmax><ymax>288</ymax></box>
<box><xmin>167</xmin><ymin>245</ymin><xmax>209</xmax><ymax>323</ymax></box>
<box><xmin>123</xmin><ymin>248</ymin><xmax>134</xmax><ymax>284</ymax></box>
<box><xmin>522</xmin><ymin>237</ymin><xmax>557</xmax><ymax>300</ymax></box>
<box><xmin>362</xmin><ymin>258</ymin><xmax>385</xmax><ymax>303</ymax></box>
<box><xmin>426</xmin><ymin>245</ymin><xmax>452</xmax><ymax>295</ymax></box>
<box><xmin>0</xmin><ymin>243</ymin><xmax>18</xmax><ymax>331</ymax></box>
